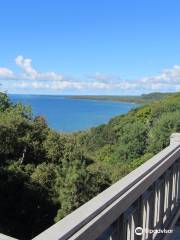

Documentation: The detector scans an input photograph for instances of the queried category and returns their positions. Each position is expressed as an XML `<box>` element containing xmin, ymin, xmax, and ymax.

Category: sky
<box><xmin>0</xmin><ymin>0</ymin><xmax>180</xmax><ymax>95</ymax></box>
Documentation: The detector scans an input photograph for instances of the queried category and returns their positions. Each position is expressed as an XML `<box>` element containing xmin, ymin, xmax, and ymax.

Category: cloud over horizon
<box><xmin>0</xmin><ymin>55</ymin><xmax>180</xmax><ymax>94</ymax></box>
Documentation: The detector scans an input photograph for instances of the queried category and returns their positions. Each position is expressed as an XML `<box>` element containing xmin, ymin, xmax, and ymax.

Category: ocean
<box><xmin>9</xmin><ymin>94</ymin><xmax>137</xmax><ymax>132</ymax></box>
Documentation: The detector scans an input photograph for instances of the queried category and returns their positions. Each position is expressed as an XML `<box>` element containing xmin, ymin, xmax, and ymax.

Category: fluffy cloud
<box><xmin>87</xmin><ymin>72</ymin><xmax>121</xmax><ymax>84</ymax></box>
<box><xmin>137</xmin><ymin>65</ymin><xmax>180</xmax><ymax>91</ymax></box>
<box><xmin>14</xmin><ymin>55</ymin><xmax>64</xmax><ymax>81</ymax></box>
<box><xmin>15</xmin><ymin>55</ymin><xmax>38</xmax><ymax>79</ymax></box>
<box><xmin>141</xmin><ymin>65</ymin><xmax>180</xmax><ymax>84</ymax></box>
<box><xmin>0</xmin><ymin>67</ymin><xmax>15</xmax><ymax>78</ymax></box>
<box><xmin>0</xmin><ymin>55</ymin><xmax>180</xmax><ymax>92</ymax></box>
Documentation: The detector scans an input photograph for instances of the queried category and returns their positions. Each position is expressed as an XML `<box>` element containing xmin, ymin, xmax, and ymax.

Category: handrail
<box><xmin>0</xmin><ymin>234</ymin><xmax>18</xmax><ymax>240</ymax></box>
<box><xmin>32</xmin><ymin>133</ymin><xmax>180</xmax><ymax>240</ymax></box>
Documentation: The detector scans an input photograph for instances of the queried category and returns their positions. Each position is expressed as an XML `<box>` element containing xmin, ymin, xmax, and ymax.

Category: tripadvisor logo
<box><xmin>135</xmin><ymin>227</ymin><xmax>173</xmax><ymax>235</ymax></box>
<box><xmin>135</xmin><ymin>227</ymin><xmax>143</xmax><ymax>236</ymax></box>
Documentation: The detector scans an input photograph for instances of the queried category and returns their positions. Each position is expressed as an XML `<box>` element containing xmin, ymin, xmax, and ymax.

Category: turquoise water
<box><xmin>9</xmin><ymin>94</ymin><xmax>137</xmax><ymax>132</ymax></box>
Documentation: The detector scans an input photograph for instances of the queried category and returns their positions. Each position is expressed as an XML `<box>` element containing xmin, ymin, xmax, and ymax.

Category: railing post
<box><xmin>170</xmin><ymin>133</ymin><xmax>180</xmax><ymax>145</ymax></box>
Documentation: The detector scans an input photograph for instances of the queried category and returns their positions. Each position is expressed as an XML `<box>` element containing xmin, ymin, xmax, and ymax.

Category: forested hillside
<box><xmin>68</xmin><ymin>92</ymin><xmax>171</xmax><ymax>103</ymax></box>
<box><xmin>0</xmin><ymin>92</ymin><xmax>180</xmax><ymax>239</ymax></box>
<box><xmin>78</xmin><ymin>92</ymin><xmax>180</xmax><ymax>181</ymax></box>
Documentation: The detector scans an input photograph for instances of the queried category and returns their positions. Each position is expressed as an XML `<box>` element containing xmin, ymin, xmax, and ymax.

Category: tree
<box><xmin>54</xmin><ymin>143</ymin><xmax>110</xmax><ymax>221</ymax></box>
<box><xmin>43</xmin><ymin>131</ymin><xmax>67</xmax><ymax>163</ymax></box>
<box><xmin>0</xmin><ymin>92</ymin><xmax>10</xmax><ymax>112</ymax></box>
<box><xmin>112</xmin><ymin>121</ymin><xmax>148</xmax><ymax>162</ymax></box>
<box><xmin>31</xmin><ymin>163</ymin><xmax>56</xmax><ymax>194</ymax></box>
<box><xmin>0</xmin><ymin>166</ymin><xmax>57</xmax><ymax>240</ymax></box>
<box><xmin>148</xmin><ymin>111</ymin><xmax>180</xmax><ymax>153</ymax></box>
<box><xmin>54</xmin><ymin>162</ymin><xmax>110</xmax><ymax>221</ymax></box>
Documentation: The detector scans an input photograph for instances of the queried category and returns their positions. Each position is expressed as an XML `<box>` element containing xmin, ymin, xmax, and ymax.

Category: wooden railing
<box><xmin>2</xmin><ymin>133</ymin><xmax>180</xmax><ymax>240</ymax></box>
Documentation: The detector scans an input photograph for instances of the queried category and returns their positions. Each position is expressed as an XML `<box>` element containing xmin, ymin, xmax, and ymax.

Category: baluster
<box><xmin>152</xmin><ymin>183</ymin><xmax>158</xmax><ymax>240</ymax></box>
<box><xmin>168</xmin><ymin>167</ymin><xmax>173</xmax><ymax>215</ymax></box>
<box><xmin>171</xmin><ymin>164</ymin><xmax>177</xmax><ymax>211</ymax></box>
<box><xmin>175</xmin><ymin>162</ymin><xmax>179</xmax><ymax>206</ymax></box>
<box><xmin>131</xmin><ymin>214</ymin><xmax>135</xmax><ymax>240</ymax></box>
<box><xmin>158</xmin><ymin>177</ymin><xmax>165</xmax><ymax>228</ymax></box>
<box><xmin>140</xmin><ymin>189</ymin><xmax>154</xmax><ymax>240</ymax></box>
<box><xmin>163</xmin><ymin>170</ymin><xmax>170</xmax><ymax>224</ymax></box>
<box><xmin>123</xmin><ymin>204</ymin><xmax>139</xmax><ymax>240</ymax></box>
<box><xmin>153</xmin><ymin>183</ymin><xmax>159</xmax><ymax>228</ymax></box>
<box><xmin>154</xmin><ymin>178</ymin><xmax>164</xmax><ymax>230</ymax></box>
<box><xmin>176</xmin><ymin>160</ymin><xmax>180</xmax><ymax>203</ymax></box>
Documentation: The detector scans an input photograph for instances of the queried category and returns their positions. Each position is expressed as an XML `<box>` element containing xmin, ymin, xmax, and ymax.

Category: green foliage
<box><xmin>0</xmin><ymin>92</ymin><xmax>111</xmax><ymax>239</ymax></box>
<box><xmin>80</xmin><ymin>92</ymin><xmax>180</xmax><ymax>181</ymax></box>
<box><xmin>135</xmin><ymin>106</ymin><xmax>151</xmax><ymax>123</ymax></box>
<box><xmin>0</xmin><ymin>104</ymin><xmax>47</xmax><ymax>164</ymax></box>
<box><xmin>54</xmin><ymin>160</ymin><xmax>110</xmax><ymax>221</ymax></box>
<box><xmin>78</xmin><ymin>123</ymin><xmax>117</xmax><ymax>154</ymax></box>
<box><xmin>0</xmin><ymin>105</ymin><xmax>31</xmax><ymax>161</ymax></box>
<box><xmin>43</xmin><ymin>131</ymin><xmax>66</xmax><ymax>163</ymax></box>
<box><xmin>0</xmin><ymin>166</ymin><xmax>56</xmax><ymax>240</ymax></box>
<box><xmin>148</xmin><ymin>112</ymin><xmax>180</xmax><ymax>153</ymax></box>
<box><xmin>112</xmin><ymin>121</ymin><xmax>148</xmax><ymax>162</ymax></box>
<box><xmin>0</xmin><ymin>92</ymin><xmax>10</xmax><ymax>111</ymax></box>
<box><xmin>54</xmin><ymin>163</ymin><xmax>90</xmax><ymax>221</ymax></box>
<box><xmin>96</xmin><ymin>144</ymin><xmax>115</xmax><ymax>162</ymax></box>
<box><xmin>31</xmin><ymin>163</ymin><xmax>56</xmax><ymax>193</ymax></box>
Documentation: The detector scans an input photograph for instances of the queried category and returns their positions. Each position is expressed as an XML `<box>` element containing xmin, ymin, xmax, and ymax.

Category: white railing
<box><xmin>0</xmin><ymin>234</ymin><xmax>18</xmax><ymax>240</ymax></box>
<box><xmin>2</xmin><ymin>133</ymin><xmax>180</xmax><ymax>240</ymax></box>
<box><xmin>32</xmin><ymin>133</ymin><xmax>180</xmax><ymax>240</ymax></box>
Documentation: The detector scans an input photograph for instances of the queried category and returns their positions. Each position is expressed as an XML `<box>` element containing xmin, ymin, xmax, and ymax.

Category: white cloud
<box><xmin>87</xmin><ymin>72</ymin><xmax>121</xmax><ymax>83</ymax></box>
<box><xmin>0</xmin><ymin>67</ymin><xmax>15</xmax><ymax>78</ymax></box>
<box><xmin>14</xmin><ymin>55</ymin><xmax>65</xmax><ymax>81</ymax></box>
<box><xmin>1</xmin><ymin>55</ymin><xmax>180</xmax><ymax>92</ymax></box>
<box><xmin>136</xmin><ymin>65</ymin><xmax>180</xmax><ymax>91</ymax></box>
<box><xmin>87</xmin><ymin>72</ymin><xmax>111</xmax><ymax>82</ymax></box>
<box><xmin>15</xmin><ymin>55</ymin><xmax>38</xmax><ymax>78</ymax></box>
<box><xmin>14</xmin><ymin>81</ymin><xmax>50</xmax><ymax>89</ymax></box>
<box><xmin>141</xmin><ymin>65</ymin><xmax>180</xmax><ymax>84</ymax></box>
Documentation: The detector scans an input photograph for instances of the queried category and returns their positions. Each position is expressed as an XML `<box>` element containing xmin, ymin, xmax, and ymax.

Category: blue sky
<box><xmin>0</xmin><ymin>0</ymin><xmax>180</xmax><ymax>95</ymax></box>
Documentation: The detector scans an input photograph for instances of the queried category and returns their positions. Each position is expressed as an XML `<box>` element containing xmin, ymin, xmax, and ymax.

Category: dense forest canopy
<box><xmin>0</xmin><ymin>92</ymin><xmax>180</xmax><ymax>239</ymax></box>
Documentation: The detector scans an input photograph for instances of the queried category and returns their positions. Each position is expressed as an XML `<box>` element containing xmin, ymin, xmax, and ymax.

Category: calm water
<box><xmin>9</xmin><ymin>94</ymin><xmax>137</xmax><ymax>132</ymax></box>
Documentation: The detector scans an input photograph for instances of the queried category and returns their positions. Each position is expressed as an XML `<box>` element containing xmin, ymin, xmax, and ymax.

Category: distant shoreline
<box><xmin>66</xmin><ymin>92</ymin><xmax>171</xmax><ymax>104</ymax></box>
<box><xmin>8</xmin><ymin>92</ymin><xmax>172</xmax><ymax>104</ymax></box>
<box><xmin>66</xmin><ymin>95</ymin><xmax>139</xmax><ymax>103</ymax></box>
